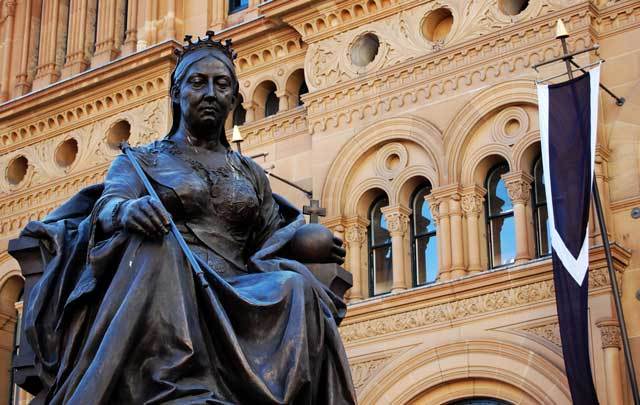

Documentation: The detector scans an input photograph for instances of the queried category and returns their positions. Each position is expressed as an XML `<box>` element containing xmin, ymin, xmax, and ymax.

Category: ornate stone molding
<box><xmin>596</xmin><ymin>319</ymin><xmax>622</xmax><ymax>349</ymax></box>
<box><xmin>228</xmin><ymin>108</ymin><xmax>308</xmax><ymax>150</ymax></box>
<box><xmin>461</xmin><ymin>186</ymin><xmax>486</xmax><ymax>216</ymax></box>
<box><xmin>350</xmin><ymin>355</ymin><xmax>394</xmax><ymax>393</ymax></box>
<box><xmin>502</xmin><ymin>172</ymin><xmax>534</xmax><ymax>205</ymax></box>
<box><xmin>345</xmin><ymin>222</ymin><xmax>368</xmax><ymax>247</ymax></box>
<box><xmin>522</xmin><ymin>321</ymin><xmax>562</xmax><ymax>348</ymax></box>
<box><xmin>340</xmin><ymin>266</ymin><xmax>614</xmax><ymax>343</ymax></box>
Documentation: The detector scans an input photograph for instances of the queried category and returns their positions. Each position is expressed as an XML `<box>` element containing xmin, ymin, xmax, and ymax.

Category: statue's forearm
<box><xmin>97</xmin><ymin>198</ymin><xmax>128</xmax><ymax>235</ymax></box>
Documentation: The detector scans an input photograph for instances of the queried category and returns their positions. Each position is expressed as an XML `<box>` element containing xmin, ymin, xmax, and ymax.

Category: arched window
<box><xmin>533</xmin><ymin>156</ymin><xmax>551</xmax><ymax>257</ymax></box>
<box><xmin>369</xmin><ymin>196</ymin><xmax>392</xmax><ymax>296</ymax></box>
<box><xmin>229</xmin><ymin>0</ymin><xmax>249</xmax><ymax>14</ymax></box>
<box><xmin>485</xmin><ymin>163</ymin><xmax>516</xmax><ymax>268</ymax></box>
<box><xmin>411</xmin><ymin>185</ymin><xmax>438</xmax><ymax>285</ymax></box>
<box><xmin>265</xmin><ymin>90</ymin><xmax>279</xmax><ymax>117</ymax></box>
<box><xmin>448</xmin><ymin>398</ymin><xmax>513</xmax><ymax>405</ymax></box>
<box><xmin>233</xmin><ymin>94</ymin><xmax>246</xmax><ymax>126</ymax></box>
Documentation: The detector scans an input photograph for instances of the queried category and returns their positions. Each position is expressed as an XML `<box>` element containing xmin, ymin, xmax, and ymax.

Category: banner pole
<box><xmin>592</xmin><ymin>180</ymin><xmax>640</xmax><ymax>405</ymax></box>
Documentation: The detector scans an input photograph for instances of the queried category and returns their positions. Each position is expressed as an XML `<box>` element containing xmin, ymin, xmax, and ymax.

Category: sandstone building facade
<box><xmin>0</xmin><ymin>0</ymin><xmax>639</xmax><ymax>404</ymax></box>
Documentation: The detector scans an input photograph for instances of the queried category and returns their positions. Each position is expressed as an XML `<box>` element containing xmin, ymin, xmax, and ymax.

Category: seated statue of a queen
<box><xmin>20</xmin><ymin>32</ymin><xmax>357</xmax><ymax>404</ymax></box>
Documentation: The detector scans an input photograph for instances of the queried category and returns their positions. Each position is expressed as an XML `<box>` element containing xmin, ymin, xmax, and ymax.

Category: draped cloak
<box><xmin>21</xmin><ymin>140</ymin><xmax>356</xmax><ymax>404</ymax></box>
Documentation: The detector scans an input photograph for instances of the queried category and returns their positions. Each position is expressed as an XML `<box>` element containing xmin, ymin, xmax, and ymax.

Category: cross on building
<box><xmin>303</xmin><ymin>199</ymin><xmax>326</xmax><ymax>224</ymax></box>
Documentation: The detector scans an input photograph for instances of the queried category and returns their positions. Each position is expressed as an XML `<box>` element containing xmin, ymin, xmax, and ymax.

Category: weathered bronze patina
<box><xmin>18</xmin><ymin>33</ymin><xmax>357</xmax><ymax>404</ymax></box>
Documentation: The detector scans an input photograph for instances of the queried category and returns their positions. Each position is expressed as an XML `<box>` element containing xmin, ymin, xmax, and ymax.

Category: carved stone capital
<box><xmin>345</xmin><ymin>223</ymin><xmax>367</xmax><ymax>246</ymax></box>
<box><xmin>425</xmin><ymin>195</ymin><xmax>440</xmax><ymax>221</ymax></box>
<box><xmin>502</xmin><ymin>172</ymin><xmax>534</xmax><ymax>205</ymax></box>
<box><xmin>596</xmin><ymin>319</ymin><xmax>622</xmax><ymax>349</ymax></box>
<box><xmin>380</xmin><ymin>205</ymin><xmax>411</xmax><ymax>236</ymax></box>
<box><xmin>461</xmin><ymin>194</ymin><xmax>484</xmax><ymax>215</ymax></box>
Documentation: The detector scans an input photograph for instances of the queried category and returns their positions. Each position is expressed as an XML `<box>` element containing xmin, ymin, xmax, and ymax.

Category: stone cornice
<box><xmin>0</xmin><ymin>42</ymin><xmax>176</xmax><ymax>154</ymax></box>
<box><xmin>231</xmin><ymin>107</ymin><xmax>308</xmax><ymax>150</ymax></box>
<box><xmin>339</xmin><ymin>244</ymin><xmax>630</xmax><ymax>344</ymax></box>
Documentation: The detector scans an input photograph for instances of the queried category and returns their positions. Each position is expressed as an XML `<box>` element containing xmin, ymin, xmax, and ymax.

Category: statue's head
<box><xmin>168</xmin><ymin>32</ymin><xmax>239</xmax><ymax>147</ymax></box>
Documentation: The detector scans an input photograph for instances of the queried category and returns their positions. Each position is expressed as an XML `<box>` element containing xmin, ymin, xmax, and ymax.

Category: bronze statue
<box><xmin>20</xmin><ymin>33</ymin><xmax>357</xmax><ymax>404</ymax></box>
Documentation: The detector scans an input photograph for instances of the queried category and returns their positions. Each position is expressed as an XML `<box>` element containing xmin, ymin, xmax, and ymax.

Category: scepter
<box><xmin>119</xmin><ymin>141</ymin><xmax>210</xmax><ymax>290</ymax></box>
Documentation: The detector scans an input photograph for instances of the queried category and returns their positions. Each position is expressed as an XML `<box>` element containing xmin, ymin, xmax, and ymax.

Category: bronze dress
<box><xmin>22</xmin><ymin>140</ymin><xmax>356</xmax><ymax>404</ymax></box>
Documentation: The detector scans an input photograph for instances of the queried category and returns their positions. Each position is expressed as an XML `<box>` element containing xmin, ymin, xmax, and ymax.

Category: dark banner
<box><xmin>537</xmin><ymin>66</ymin><xmax>600</xmax><ymax>405</ymax></box>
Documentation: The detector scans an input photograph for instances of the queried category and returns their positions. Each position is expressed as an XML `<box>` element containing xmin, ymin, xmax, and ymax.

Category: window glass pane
<box><xmin>371</xmin><ymin>198</ymin><xmax>390</xmax><ymax>245</ymax></box>
<box><xmin>487</xmin><ymin>165</ymin><xmax>512</xmax><ymax>215</ymax></box>
<box><xmin>229</xmin><ymin>0</ymin><xmax>249</xmax><ymax>12</ymax></box>
<box><xmin>489</xmin><ymin>215</ymin><xmax>516</xmax><ymax>266</ymax></box>
<box><xmin>534</xmin><ymin>158</ymin><xmax>546</xmax><ymax>204</ymax></box>
<box><xmin>373</xmin><ymin>245</ymin><xmax>393</xmax><ymax>295</ymax></box>
<box><xmin>233</xmin><ymin>95</ymin><xmax>246</xmax><ymax>126</ymax></box>
<box><xmin>537</xmin><ymin>205</ymin><xmax>551</xmax><ymax>256</ymax></box>
<box><xmin>298</xmin><ymin>81</ymin><xmax>308</xmax><ymax>106</ymax></box>
<box><xmin>415</xmin><ymin>236</ymin><xmax>438</xmax><ymax>285</ymax></box>
<box><xmin>413</xmin><ymin>187</ymin><xmax>436</xmax><ymax>235</ymax></box>
<box><xmin>265</xmin><ymin>91</ymin><xmax>279</xmax><ymax>117</ymax></box>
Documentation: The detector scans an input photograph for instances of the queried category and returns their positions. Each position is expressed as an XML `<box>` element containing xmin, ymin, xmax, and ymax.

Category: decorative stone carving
<box><xmin>350</xmin><ymin>356</ymin><xmax>393</xmax><ymax>392</ymax></box>
<box><xmin>345</xmin><ymin>223</ymin><xmax>367</xmax><ymax>246</ymax></box>
<box><xmin>382</xmin><ymin>210</ymin><xmax>410</xmax><ymax>236</ymax></box>
<box><xmin>461</xmin><ymin>193</ymin><xmax>484</xmax><ymax>215</ymax></box>
<box><xmin>597</xmin><ymin>320</ymin><xmax>621</xmax><ymax>349</ymax></box>
<box><xmin>340</xmin><ymin>267</ymin><xmax>613</xmax><ymax>343</ymax></box>
<box><xmin>503</xmin><ymin>174</ymin><xmax>533</xmax><ymax>205</ymax></box>
<box><xmin>522</xmin><ymin>321</ymin><xmax>562</xmax><ymax>348</ymax></box>
<box><xmin>491</xmin><ymin>106</ymin><xmax>529</xmax><ymax>146</ymax></box>
<box><xmin>374</xmin><ymin>142</ymin><xmax>408</xmax><ymax>180</ymax></box>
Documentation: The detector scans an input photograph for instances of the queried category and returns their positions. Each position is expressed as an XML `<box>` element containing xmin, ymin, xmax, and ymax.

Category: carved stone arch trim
<box><xmin>512</xmin><ymin>130</ymin><xmax>541</xmax><ymax>173</ymax></box>
<box><xmin>345</xmin><ymin>177</ymin><xmax>391</xmax><ymax>216</ymax></box>
<box><xmin>460</xmin><ymin>144</ymin><xmax>513</xmax><ymax>186</ymax></box>
<box><xmin>322</xmin><ymin>115</ymin><xmax>444</xmax><ymax>217</ymax></box>
<box><xmin>358</xmin><ymin>338</ymin><xmax>571</xmax><ymax>405</ymax></box>
<box><xmin>247</xmin><ymin>74</ymin><xmax>284</xmax><ymax>104</ymax></box>
<box><xmin>445</xmin><ymin>80</ymin><xmax>538</xmax><ymax>183</ymax></box>
<box><xmin>390</xmin><ymin>165</ymin><xmax>438</xmax><ymax>208</ymax></box>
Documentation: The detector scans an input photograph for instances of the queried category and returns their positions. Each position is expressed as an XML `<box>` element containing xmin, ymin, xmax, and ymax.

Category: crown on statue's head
<box><xmin>174</xmin><ymin>31</ymin><xmax>237</xmax><ymax>62</ymax></box>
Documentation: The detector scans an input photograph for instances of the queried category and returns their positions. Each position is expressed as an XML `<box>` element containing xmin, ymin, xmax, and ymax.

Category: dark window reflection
<box><xmin>533</xmin><ymin>157</ymin><xmax>551</xmax><ymax>257</ymax></box>
<box><xmin>369</xmin><ymin>197</ymin><xmax>392</xmax><ymax>296</ymax></box>
<box><xmin>265</xmin><ymin>90</ymin><xmax>279</xmax><ymax>117</ymax></box>
<box><xmin>411</xmin><ymin>185</ymin><xmax>438</xmax><ymax>285</ymax></box>
<box><xmin>486</xmin><ymin>163</ymin><xmax>516</xmax><ymax>267</ymax></box>
<box><xmin>233</xmin><ymin>94</ymin><xmax>246</xmax><ymax>126</ymax></box>
<box><xmin>448</xmin><ymin>397</ymin><xmax>513</xmax><ymax>405</ymax></box>
<box><xmin>298</xmin><ymin>81</ymin><xmax>308</xmax><ymax>106</ymax></box>
<box><xmin>229</xmin><ymin>0</ymin><xmax>249</xmax><ymax>13</ymax></box>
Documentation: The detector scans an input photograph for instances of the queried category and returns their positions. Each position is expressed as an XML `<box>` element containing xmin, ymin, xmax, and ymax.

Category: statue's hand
<box><xmin>288</xmin><ymin>224</ymin><xmax>346</xmax><ymax>265</ymax></box>
<box><xmin>119</xmin><ymin>196</ymin><xmax>171</xmax><ymax>238</ymax></box>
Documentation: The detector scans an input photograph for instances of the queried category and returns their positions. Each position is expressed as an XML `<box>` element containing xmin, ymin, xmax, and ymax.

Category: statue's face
<box><xmin>174</xmin><ymin>55</ymin><xmax>236</xmax><ymax>137</ymax></box>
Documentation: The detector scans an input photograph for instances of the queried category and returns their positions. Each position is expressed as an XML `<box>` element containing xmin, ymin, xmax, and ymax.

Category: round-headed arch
<box><xmin>444</xmin><ymin>80</ymin><xmax>538</xmax><ymax>184</ymax></box>
<box><xmin>322</xmin><ymin>116</ymin><xmax>444</xmax><ymax>217</ymax></box>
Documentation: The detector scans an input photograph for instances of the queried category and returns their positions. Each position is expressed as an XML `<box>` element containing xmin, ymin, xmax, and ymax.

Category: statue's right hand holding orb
<box><xmin>118</xmin><ymin>196</ymin><xmax>171</xmax><ymax>238</ymax></box>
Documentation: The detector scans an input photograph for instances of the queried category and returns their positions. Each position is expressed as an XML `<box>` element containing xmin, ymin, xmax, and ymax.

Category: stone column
<box><xmin>462</xmin><ymin>186</ymin><xmax>486</xmax><ymax>275</ymax></box>
<box><xmin>448</xmin><ymin>192</ymin><xmax>466</xmax><ymax>278</ymax></box>
<box><xmin>0</xmin><ymin>1</ymin><xmax>17</xmax><ymax>101</ymax></box>
<box><xmin>345</xmin><ymin>217</ymin><xmax>368</xmax><ymax>301</ymax></box>
<box><xmin>276</xmin><ymin>89</ymin><xmax>291</xmax><ymax>112</ymax></box>
<box><xmin>33</xmin><ymin>0</ymin><xmax>62</xmax><ymax>89</ymax></box>
<box><xmin>503</xmin><ymin>172</ymin><xmax>534</xmax><ymax>265</ymax></box>
<box><xmin>425</xmin><ymin>195</ymin><xmax>444</xmax><ymax>278</ymax></box>
<box><xmin>381</xmin><ymin>205</ymin><xmax>411</xmax><ymax>292</ymax></box>
<box><xmin>596</xmin><ymin>320</ymin><xmax>624</xmax><ymax>405</ymax></box>
<box><xmin>210</xmin><ymin>0</ymin><xmax>226</xmax><ymax>31</ymax></box>
<box><xmin>122</xmin><ymin>0</ymin><xmax>138</xmax><ymax>55</ymax></box>
<box><xmin>92</xmin><ymin>0</ymin><xmax>119</xmax><ymax>66</ymax></box>
<box><xmin>436</xmin><ymin>197</ymin><xmax>452</xmax><ymax>280</ymax></box>
<box><xmin>142</xmin><ymin>0</ymin><xmax>158</xmax><ymax>49</ymax></box>
<box><xmin>164</xmin><ymin>0</ymin><xmax>176</xmax><ymax>40</ymax></box>
<box><xmin>242</xmin><ymin>100</ymin><xmax>256</xmax><ymax>123</ymax></box>
<box><xmin>593</xmin><ymin>147</ymin><xmax>614</xmax><ymax>244</ymax></box>
<box><xmin>14</xmin><ymin>0</ymin><xmax>33</xmax><ymax>95</ymax></box>
<box><xmin>62</xmin><ymin>0</ymin><xmax>92</xmax><ymax>78</ymax></box>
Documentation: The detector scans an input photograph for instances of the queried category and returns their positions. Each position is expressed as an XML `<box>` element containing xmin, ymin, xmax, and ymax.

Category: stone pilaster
<box><xmin>461</xmin><ymin>186</ymin><xmax>486</xmax><ymax>275</ymax></box>
<box><xmin>344</xmin><ymin>217</ymin><xmax>369</xmax><ymax>301</ymax></box>
<box><xmin>276</xmin><ymin>89</ymin><xmax>292</xmax><ymax>112</ymax></box>
<box><xmin>14</xmin><ymin>0</ymin><xmax>33</xmax><ymax>95</ymax></box>
<box><xmin>431</xmin><ymin>185</ymin><xmax>465</xmax><ymax>280</ymax></box>
<box><xmin>425</xmin><ymin>195</ymin><xmax>444</xmax><ymax>278</ymax></box>
<box><xmin>242</xmin><ymin>100</ymin><xmax>257</xmax><ymax>123</ymax></box>
<box><xmin>503</xmin><ymin>172</ymin><xmax>534</xmax><ymax>264</ymax></box>
<box><xmin>122</xmin><ymin>0</ymin><xmax>138</xmax><ymax>55</ymax></box>
<box><xmin>62</xmin><ymin>0</ymin><xmax>94</xmax><ymax>78</ymax></box>
<box><xmin>381</xmin><ymin>205</ymin><xmax>411</xmax><ymax>292</ymax></box>
<box><xmin>92</xmin><ymin>0</ymin><xmax>122</xmax><ymax>66</ymax></box>
<box><xmin>596</xmin><ymin>319</ymin><xmax>624</xmax><ymax>405</ymax></box>
<box><xmin>0</xmin><ymin>1</ymin><xmax>17</xmax><ymax>101</ymax></box>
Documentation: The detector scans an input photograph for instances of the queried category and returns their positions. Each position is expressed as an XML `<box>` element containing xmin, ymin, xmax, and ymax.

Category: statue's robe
<box><xmin>21</xmin><ymin>140</ymin><xmax>356</xmax><ymax>404</ymax></box>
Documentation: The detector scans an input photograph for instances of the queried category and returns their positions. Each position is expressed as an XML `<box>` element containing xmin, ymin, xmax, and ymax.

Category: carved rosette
<box><xmin>596</xmin><ymin>320</ymin><xmax>622</xmax><ymax>349</ymax></box>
